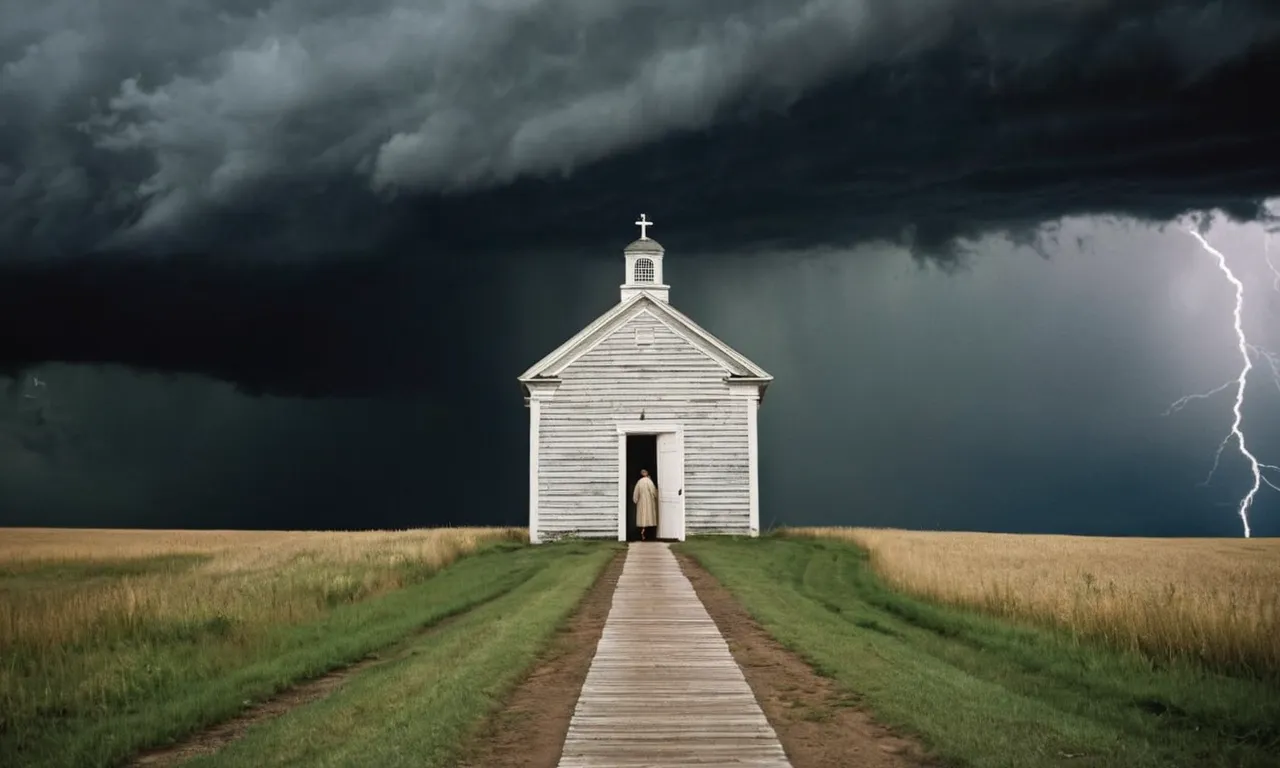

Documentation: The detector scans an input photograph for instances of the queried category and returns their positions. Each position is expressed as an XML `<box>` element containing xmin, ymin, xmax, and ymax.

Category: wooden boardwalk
<box><xmin>558</xmin><ymin>543</ymin><xmax>791</xmax><ymax>767</ymax></box>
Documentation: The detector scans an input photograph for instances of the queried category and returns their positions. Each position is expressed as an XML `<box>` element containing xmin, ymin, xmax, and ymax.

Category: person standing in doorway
<box><xmin>633</xmin><ymin>468</ymin><xmax>658</xmax><ymax>540</ymax></box>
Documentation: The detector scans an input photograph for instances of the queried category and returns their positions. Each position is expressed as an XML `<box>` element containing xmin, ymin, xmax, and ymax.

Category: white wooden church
<box><xmin>518</xmin><ymin>215</ymin><xmax>773</xmax><ymax>543</ymax></box>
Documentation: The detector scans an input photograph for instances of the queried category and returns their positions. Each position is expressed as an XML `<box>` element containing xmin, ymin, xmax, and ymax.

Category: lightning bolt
<box><xmin>1168</xmin><ymin>226</ymin><xmax>1280</xmax><ymax>538</ymax></box>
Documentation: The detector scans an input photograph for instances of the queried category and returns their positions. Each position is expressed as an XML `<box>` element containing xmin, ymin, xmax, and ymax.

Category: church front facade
<box><xmin>518</xmin><ymin>216</ymin><xmax>772</xmax><ymax>544</ymax></box>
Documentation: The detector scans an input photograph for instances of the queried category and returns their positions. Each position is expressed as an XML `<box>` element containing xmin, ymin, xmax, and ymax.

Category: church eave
<box><xmin>724</xmin><ymin>374</ymin><xmax>773</xmax><ymax>404</ymax></box>
<box><xmin>518</xmin><ymin>375</ymin><xmax>563</xmax><ymax>398</ymax></box>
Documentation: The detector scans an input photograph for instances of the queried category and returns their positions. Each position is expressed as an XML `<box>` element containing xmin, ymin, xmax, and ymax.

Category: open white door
<box><xmin>656</xmin><ymin>432</ymin><xmax>685</xmax><ymax>541</ymax></box>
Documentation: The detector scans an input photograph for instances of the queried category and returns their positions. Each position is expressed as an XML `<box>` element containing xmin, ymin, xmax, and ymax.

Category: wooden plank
<box><xmin>558</xmin><ymin>543</ymin><xmax>791</xmax><ymax>767</ymax></box>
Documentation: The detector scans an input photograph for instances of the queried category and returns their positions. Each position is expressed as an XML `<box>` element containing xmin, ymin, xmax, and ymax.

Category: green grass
<box><xmin>2</xmin><ymin>539</ymin><xmax>613</xmax><ymax>768</ymax></box>
<box><xmin>679</xmin><ymin>535</ymin><xmax>1280</xmax><ymax>768</ymax></box>
<box><xmin>185</xmin><ymin>541</ymin><xmax>617</xmax><ymax>768</ymax></box>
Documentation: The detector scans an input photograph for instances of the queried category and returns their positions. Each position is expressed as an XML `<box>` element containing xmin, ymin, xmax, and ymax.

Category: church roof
<box><xmin>518</xmin><ymin>291</ymin><xmax>772</xmax><ymax>386</ymax></box>
<box><xmin>624</xmin><ymin>238</ymin><xmax>664</xmax><ymax>253</ymax></box>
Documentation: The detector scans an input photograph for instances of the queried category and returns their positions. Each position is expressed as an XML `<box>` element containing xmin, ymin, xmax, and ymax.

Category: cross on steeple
<box><xmin>620</xmin><ymin>213</ymin><xmax>667</xmax><ymax>303</ymax></box>
<box><xmin>634</xmin><ymin>213</ymin><xmax>654</xmax><ymax>240</ymax></box>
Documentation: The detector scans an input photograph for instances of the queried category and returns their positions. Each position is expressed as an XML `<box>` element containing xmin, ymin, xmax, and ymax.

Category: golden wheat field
<box><xmin>792</xmin><ymin>527</ymin><xmax>1280</xmax><ymax>675</ymax></box>
<box><xmin>0</xmin><ymin>526</ymin><xmax>525</xmax><ymax>654</ymax></box>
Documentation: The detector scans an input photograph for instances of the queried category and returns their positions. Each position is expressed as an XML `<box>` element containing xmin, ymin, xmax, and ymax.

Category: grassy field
<box><xmin>680</xmin><ymin>535</ymin><xmax>1280</xmax><ymax>768</ymax></box>
<box><xmin>790</xmin><ymin>527</ymin><xmax>1280</xmax><ymax>679</ymax></box>
<box><xmin>0</xmin><ymin>527</ymin><xmax>617</xmax><ymax>768</ymax></box>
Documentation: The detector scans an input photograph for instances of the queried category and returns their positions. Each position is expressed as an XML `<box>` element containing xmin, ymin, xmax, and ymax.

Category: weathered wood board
<box><xmin>558</xmin><ymin>543</ymin><xmax>791</xmax><ymax>767</ymax></box>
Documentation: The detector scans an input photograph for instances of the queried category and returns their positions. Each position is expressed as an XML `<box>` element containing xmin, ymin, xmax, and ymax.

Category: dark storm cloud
<box><xmin>2</xmin><ymin>0</ymin><xmax>1280</xmax><ymax>264</ymax></box>
<box><xmin>2</xmin><ymin>0</ymin><xmax>1280</xmax><ymax>398</ymax></box>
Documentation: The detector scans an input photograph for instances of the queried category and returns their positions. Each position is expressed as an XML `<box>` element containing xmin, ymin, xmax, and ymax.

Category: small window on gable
<box><xmin>633</xmin><ymin>257</ymin><xmax>655</xmax><ymax>283</ymax></box>
<box><xmin>635</xmin><ymin>326</ymin><xmax>654</xmax><ymax>346</ymax></box>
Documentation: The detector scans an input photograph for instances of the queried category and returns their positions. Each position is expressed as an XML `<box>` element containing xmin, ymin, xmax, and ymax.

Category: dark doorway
<box><xmin>624</xmin><ymin>434</ymin><xmax>658</xmax><ymax>542</ymax></box>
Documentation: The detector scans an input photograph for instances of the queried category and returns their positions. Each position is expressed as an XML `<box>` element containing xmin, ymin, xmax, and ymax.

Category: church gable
<box><xmin>519</xmin><ymin>295</ymin><xmax>769</xmax><ymax>385</ymax></box>
<box><xmin>562</xmin><ymin>307</ymin><xmax>729</xmax><ymax>380</ymax></box>
<box><xmin>553</xmin><ymin>302</ymin><xmax>742</xmax><ymax>379</ymax></box>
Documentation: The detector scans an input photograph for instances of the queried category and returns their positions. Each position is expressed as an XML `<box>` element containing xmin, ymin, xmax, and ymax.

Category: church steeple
<box><xmin>620</xmin><ymin>213</ymin><xmax>669</xmax><ymax>303</ymax></box>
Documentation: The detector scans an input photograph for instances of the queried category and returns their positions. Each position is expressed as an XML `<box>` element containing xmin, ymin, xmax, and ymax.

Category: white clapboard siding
<box><xmin>558</xmin><ymin>543</ymin><xmax>791</xmax><ymax>767</ymax></box>
<box><xmin>537</xmin><ymin>309</ymin><xmax>750</xmax><ymax>539</ymax></box>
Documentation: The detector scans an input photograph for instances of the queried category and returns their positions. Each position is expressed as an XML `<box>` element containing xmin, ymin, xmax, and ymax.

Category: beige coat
<box><xmin>633</xmin><ymin>476</ymin><xmax>658</xmax><ymax>528</ymax></box>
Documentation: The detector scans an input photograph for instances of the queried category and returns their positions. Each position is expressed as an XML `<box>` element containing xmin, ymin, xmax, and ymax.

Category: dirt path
<box><xmin>674</xmin><ymin>550</ymin><xmax>939</xmax><ymax>768</ymax></box>
<box><xmin>130</xmin><ymin>658</ymin><xmax>377</xmax><ymax>767</ymax></box>
<box><xmin>458</xmin><ymin>549</ymin><xmax>625</xmax><ymax>768</ymax></box>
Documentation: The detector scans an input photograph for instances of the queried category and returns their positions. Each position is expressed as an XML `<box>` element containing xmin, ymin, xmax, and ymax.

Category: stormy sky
<box><xmin>3</xmin><ymin>0</ymin><xmax>1280</xmax><ymax>536</ymax></box>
